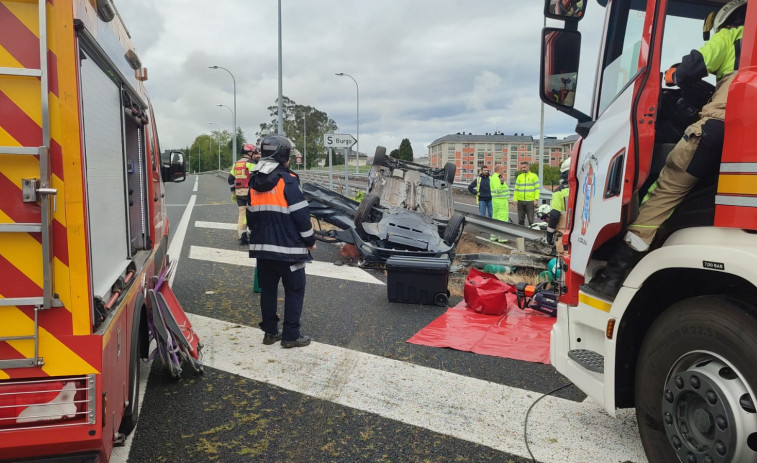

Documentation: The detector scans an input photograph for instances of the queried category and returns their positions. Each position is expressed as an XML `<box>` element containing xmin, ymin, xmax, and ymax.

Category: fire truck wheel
<box><xmin>635</xmin><ymin>296</ymin><xmax>757</xmax><ymax>463</ymax></box>
<box><xmin>119</xmin><ymin>335</ymin><xmax>142</xmax><ymax>435</ymax></box>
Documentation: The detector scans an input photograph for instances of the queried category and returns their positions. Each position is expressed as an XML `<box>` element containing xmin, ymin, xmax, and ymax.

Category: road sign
<box><xmin>323</xmin><ymin>133</ymin><xmax>356</xmax><ymax>149</ymax></box>
<box><xmin>295</xmin><ymin>154</ymin><xmax>303</xmax><ymax>164</ymax></box>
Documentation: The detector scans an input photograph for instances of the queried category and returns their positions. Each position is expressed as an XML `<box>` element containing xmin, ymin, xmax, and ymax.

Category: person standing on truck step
<box><xmin>514</xmin><ymin>161</ymin><xmax>540</xmax><ymax>226</ymax></box>
<box><xmin>468</xmin><ymin>166</ymin><xmax>494</xmax><ymax>222</ymax></box>
<box><xmin>584</xmin><ymin>0</ymin><xmax>747</xmax><ymax>300</ymax></box>
<box><xmin>247</xmin><ymin>134</ymin><xmax>316</xmax><ymax>348</ymax></box>
<box><xmin>229</xmin><ymin>144</ymin><xmax>260</xmax><ymax>245</ymax></box>
<box><xmin>490</xmin><ymin>164</ymin><xmax>511</xmax><ymax>241</ymax></box>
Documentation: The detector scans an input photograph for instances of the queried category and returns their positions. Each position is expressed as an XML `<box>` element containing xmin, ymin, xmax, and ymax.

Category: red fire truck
<box><xmin>0</xmin><ymin>0</ymin><xmax>197</xmax><ymax>460</ymax></box>
<box><xmin>540</xmin><ymin>0</ymin><xmax>757</xmax><ymax>462</ymax></box>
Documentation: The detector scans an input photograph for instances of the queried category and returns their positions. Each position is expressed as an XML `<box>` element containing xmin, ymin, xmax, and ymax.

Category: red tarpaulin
<box><xmin>407</xmin><ymin>300</ymin><xmax>557</xmax><ymax>364</ymax></box>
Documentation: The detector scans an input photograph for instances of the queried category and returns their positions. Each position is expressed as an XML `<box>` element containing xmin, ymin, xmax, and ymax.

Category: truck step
<box><xmin>568</xmin><ymin>349</ymin><xmax>604</xmax><ymax>373</ymax></box>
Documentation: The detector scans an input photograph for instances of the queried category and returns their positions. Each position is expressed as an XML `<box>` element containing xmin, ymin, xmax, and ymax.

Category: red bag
<box><xmin>464</xmin><ymin>268</ymin><xmax>516</xmax><ymax>315</ymax></box>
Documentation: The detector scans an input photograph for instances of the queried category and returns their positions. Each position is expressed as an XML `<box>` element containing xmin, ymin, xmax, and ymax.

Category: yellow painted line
<box><xmin>0</xmin><ymin>305</ymin><xmax>98</xmax><ymax>376</ymax></box>
<box><xmin>4</xmin><ymin>1</ymin><xmax>40</xmax><ymax>38</ymax></box>
<box><xmin>717</xmin><ymin>174</ymin><xmax>757</xmax><ymax>195</ymax></box>
<box><xmin>579</xmin><ymin>292</ymin><xmax>612</xmax><ymax>313</ymax></box>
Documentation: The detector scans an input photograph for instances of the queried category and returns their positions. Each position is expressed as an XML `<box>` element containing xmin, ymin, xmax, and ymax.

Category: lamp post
<box><xmin>277</xmin><ymin>0</ymin><xmax>283</xmax><ymax>134</ymax></box>
<box><xmin>335</xmin><ymin>72</ymin><xmax>359</xmax><ymax>173</ymax></box>
<box><xmin>208</xmin><ymin>122</ymin><xmax>221</xmax><ymax>170</ymax></box>
<box><xmin>209</xmin><ymin>65</ymin><xmax>237</xmax><ymax>163</ymax></box>
<box><xmin>298</xmin><ymin>110</ymin><xmax>307</xmax><ymax>170</ymax></box>
<box><xmin>217</xmin><ymin>104</ymin><xmax>234</xmax><ymax>154</ymax></box>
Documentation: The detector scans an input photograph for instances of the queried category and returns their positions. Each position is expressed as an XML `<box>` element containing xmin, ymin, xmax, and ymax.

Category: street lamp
<box><xmin>216</xmin><ymin>104</ymin><xmax>234</xmax><ymax>154</ymax></box>
<box><xmin>335</xmin><ymin>72</ymin><xmax>359</xmax><ymax>173</ymax></box>
<box><xmin>209</xmin><ymin>65</ymin><xmax>237</xmax><ymax>163</ymax></box>
<box><xmin>298</xmin><ymin>110</ymin><xmax>307</xmax><ymax>170</ymax></box>
<box><xmin>208</xmin><ymin>122</ymin><xmax>221</xmax><ymax>170</ymax></box>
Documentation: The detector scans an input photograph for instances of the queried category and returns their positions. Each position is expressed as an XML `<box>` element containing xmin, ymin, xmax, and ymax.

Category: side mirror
<box><xmin>540</xmin><ymin>28</ymin><xmax>591</xmax><ymax>123</ymax></box>
<box><xmin>544</xmin><ymin>0</ymin><xmax>586</xmax><ymax>21</ymax></box>
<box><xmin>169</xmin><ymin>151</ymin><xmax>187</xmax><ymax>182</ymax></box>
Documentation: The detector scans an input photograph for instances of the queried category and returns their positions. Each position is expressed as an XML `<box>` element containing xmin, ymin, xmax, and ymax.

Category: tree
<box><xmin>398</xmin><ymin>138</ymin><xmax>413</xmax><ymax>161</ymax></box>
<box><xmin>258</xmin><ymin>96</ymin><xmax>338</xmax><ymax>168</ymax></box>
<box><xmin>529</xmin><ymin>163</ymin><xmax>561</xmax><ymax>190</ymax></box>
<box><xmin>390</xmin><ymin>149</ymin><xmax>400</xmax><ymax>159</ymax></box>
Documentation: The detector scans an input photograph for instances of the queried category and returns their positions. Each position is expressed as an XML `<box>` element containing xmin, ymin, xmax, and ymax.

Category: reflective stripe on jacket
<box><xmin>246</xmin><ymin>166</ymin><xmax>316</xmax><ymax>263</ymax></box>
<box><xmin>491</xmin><ymin>175</ymin><xmax>510</xmax><ymax>201</ymax></box>
<box><xmin>514</xmin><ymin>172</ymin><xmax>540</xmax><ymax>201</ymax></box>
<box><xmin>233</xmin><ymin>158</ymin><xmax>256</xmax><ymax>189</ymax></box>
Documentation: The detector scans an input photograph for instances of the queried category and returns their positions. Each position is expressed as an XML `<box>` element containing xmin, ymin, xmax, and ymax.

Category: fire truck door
<box><xmin>80</xmin><ymin>51</ymin><xmax>131</xmax><ymax>299</ymax></box>
<box><xmin>570</xmin><ymin>6</ymin><xmax>648</xmax><ymax>274</ymax></box>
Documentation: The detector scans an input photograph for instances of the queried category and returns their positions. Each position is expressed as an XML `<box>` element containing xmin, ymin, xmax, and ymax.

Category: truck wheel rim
<box><xmin>662</xmin><ymin>353</ymin><xmax>757</xmax><ymax>463</ymax></box>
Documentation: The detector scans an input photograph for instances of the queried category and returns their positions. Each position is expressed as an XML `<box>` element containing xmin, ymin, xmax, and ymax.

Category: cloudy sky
<box><xmin>116</xmin><ymin>1</ymin><xmax>603</xmax><ymax>156</ymax></box>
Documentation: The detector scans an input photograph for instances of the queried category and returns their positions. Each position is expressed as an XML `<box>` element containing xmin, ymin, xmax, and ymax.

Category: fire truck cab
<box><xmin>0</xmin><ymin>0</ymin><xmax>193</xmax><ymax>460</ymax></box>
<box><xmin>541</xmin><ymin>0</ymin><xmax>757</xmax><ymax>462</ymax></box>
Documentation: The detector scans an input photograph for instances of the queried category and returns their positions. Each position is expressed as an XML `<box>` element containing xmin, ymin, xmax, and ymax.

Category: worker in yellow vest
<box><xmin>228</xmin><ymin>144</ymin><xmax>260</xmax><ymax>245</ymax></box>
<box><xmin>513</xmin><ymin>161</ymin><xmax>540</xmax><ymax>226</ymax></box>
<box><xmin>546</xmin><ymin>158</ymin><xmax>571</xmax><ymax>254</ymax></box>
<box><xmin>490</xmin><ymin>164</ymin><xmax>510</xmax><ymax>241</ymax></box>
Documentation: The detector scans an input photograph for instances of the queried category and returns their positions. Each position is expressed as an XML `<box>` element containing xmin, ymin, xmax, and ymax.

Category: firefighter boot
<box><xmin>581</xmin><ymin>242</ymin><xmax>642</xmax><ymax>300</ymax></box>
<box><xmin>239</xmin><ymin>231</ymin><xmax>249</xmax><ymax>246</ymax></box>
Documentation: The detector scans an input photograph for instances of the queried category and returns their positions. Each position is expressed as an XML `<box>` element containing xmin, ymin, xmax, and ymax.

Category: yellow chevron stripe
<box><xmin>0</xmin><ymin>370</ymin><xmax>9</xmax><ymax>380</ymax></box>
<box><xmin>579</xmin><ymin>291</ymin><xmax>612</xmax><ymax>313</ymax></box>
<box><xmin>0</xmin><ymin>77</ymin><xmax>42</xmax><ymax>127</ymax></box>
<box><xmin>4</xmin><ymin>1</ymin><xmax>40</xmax><ymax>39</ymax></box>
<box><xmin>718</xmin><ymin>174</ymin><xmax>757</xmax><ymax>195</ymax></box>
<box><xmin>0</xmin><ymin>304</ymin><xmax>98</xmax><ymax>376</ymax></box>
<box><xmin>0</xmin><ymin>43</ymin><xmax>23</xmax><ymax>69</ymax></box>
<box><xmin>0</xmin><ymin>125</ymin><xmax>20</xmax><ymax>147</ymax></box>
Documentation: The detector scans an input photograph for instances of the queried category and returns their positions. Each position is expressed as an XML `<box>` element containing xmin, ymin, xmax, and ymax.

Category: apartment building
<box><xmin>427</xmin><ymin>132</ymin><xmax>577</xmax><ymax>185</ymax></box>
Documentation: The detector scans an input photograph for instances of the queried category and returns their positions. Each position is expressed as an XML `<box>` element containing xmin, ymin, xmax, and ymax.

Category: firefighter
<box><xmin>546</xmin><ymin>158</ymin><xmax>571</xmax><ymax>247</ymax></box>
<box><xmin>228</xmin><ymin>144</ymin><xmax>260</xmax><ymax>245</ymax></box>
<box><xmin>246</xmin><ymin>134</ymin><xmax>316</xmax><ymax>348</ymax></box>
<box><xmin>490</xmin><ymin>164</ymin><xmax>510</xmax><ymax>241</ymax></box>
<box><xmin>514</xmin><ymin>161</ymin><xmax>540</xmax><ymax>226</ymax></box>
<box><xmin>467</xmin><ymin>166</ymin><xmax>494</xmax><ymax>218</ymax></box>
<box><xmin>585</xmin><ymin>0</ymin><xmax>746</xmax><ymax>299</ymax></box>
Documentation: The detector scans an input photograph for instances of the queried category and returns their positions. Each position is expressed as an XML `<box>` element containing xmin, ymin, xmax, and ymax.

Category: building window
<box><xmin>494</xmin><ymin>144</ymin><xmax>502</xmax><ymax>151</ymax></box>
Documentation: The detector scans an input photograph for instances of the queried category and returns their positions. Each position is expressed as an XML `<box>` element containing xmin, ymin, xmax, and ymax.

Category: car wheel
<box><xmin>635</xmin><ymin>296</ymin><xmax>757</xmax><ymax>463</ymax></box>
<box><xmin>373</xmin><ymin>146</ymin><xmax>388</xmax><ymax>167</ymax></box>
<box><xmin>443</xmin><ymin>162</ymin><xmax>456</xmax><ymax>183</ymax></box>
<box><xmin>443</xmin><ymin>213</ymin><xmax>466</xmax><ymax>246</ymax></box>
<box><xmin>354</xmin><ymin>193</ymin><xmax>380</xmax><ymax>237</ymax></box>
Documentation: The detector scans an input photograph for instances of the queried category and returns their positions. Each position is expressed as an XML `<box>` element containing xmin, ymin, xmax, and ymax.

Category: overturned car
<box><xmin>303</xmin><ymin>147</ymin><xmax>466</xmax><ymax>264</ymax></box>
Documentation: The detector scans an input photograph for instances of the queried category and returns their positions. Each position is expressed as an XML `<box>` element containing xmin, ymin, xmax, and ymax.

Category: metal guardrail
<box><xmin>462</xmin><ymin>214</ymin><xmax>545</xmax><ymax>241</ymax></box>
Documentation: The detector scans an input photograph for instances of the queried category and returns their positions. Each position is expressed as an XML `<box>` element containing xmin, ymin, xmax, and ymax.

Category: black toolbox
<box><xmin>385</xmin><ymin>256</ymin><xmax>451</xmax><ymax>307</ymax></box>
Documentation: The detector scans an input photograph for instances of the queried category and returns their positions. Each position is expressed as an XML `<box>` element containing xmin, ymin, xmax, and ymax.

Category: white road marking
<box><xmin>193</xmin><ymin>176</ymin><xmax>198</xmax><ymax>192</ymax></box>
<box><xmin>190</xmin><ymin>313</ymin><xmax>647</xmax><ymax>463</ymax></box>
<box><xmin>167</xmin><ymin>195</ymin><xmax>196</xmax><ymax>287</ymax></box>
<box><xmin>188</xmin><ymin>245</ymin><xmax>385</xmax><ymax>286</ymax></box>
<box><xmin>195</xmin><ymin>220</ymin><xmax>236</xmax><ymax>230</ymax></box>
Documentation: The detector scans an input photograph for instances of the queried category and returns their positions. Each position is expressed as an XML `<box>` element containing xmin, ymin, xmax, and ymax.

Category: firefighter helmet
<box><xmin>706</xmin><ymin>0</ymin><xmax>747</xmax><ymax>40</ymax></box>
<box><xmin>260</xmin><ymin>135</ymin><xmax>293</xmax><ymax>163</ymax></box>
<box><xmin>240</xmin><ymin>143</ymin><xmax>257</xmax><ymax>156</ymax></box>
<box><xmin>560</xmin><ymin>157</ymin><xmax>571</xmax><ymax>173</ymax></box>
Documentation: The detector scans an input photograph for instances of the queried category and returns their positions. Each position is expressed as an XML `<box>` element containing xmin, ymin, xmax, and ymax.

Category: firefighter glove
<box><xmin>664</xmin><ymin>66</ymin><xmax>678</xmax><ymax>87</ymax></box>
<box><xmin>546</xmin><ymin>231</ymin><xmax>555</xmax><ymax>245</ymax></box>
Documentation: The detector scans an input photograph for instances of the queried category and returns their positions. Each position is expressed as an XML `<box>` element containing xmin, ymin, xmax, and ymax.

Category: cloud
<box><xmin>114</xmin><ymin>0</ymin><xmax>605</xmax><ymax>154</ymax></box>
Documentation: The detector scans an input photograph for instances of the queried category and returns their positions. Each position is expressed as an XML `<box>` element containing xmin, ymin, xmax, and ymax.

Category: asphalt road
<box><xmin>112</xmin><ymin>173</ymin><xmax>647</xmax><ymax>463</ymax></box>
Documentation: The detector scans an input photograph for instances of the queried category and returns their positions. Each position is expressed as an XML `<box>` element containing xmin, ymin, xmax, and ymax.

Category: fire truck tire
<box><xmin>635</xmin><ymin>296</ymin><xmax>757</xmax><ymax>463</ymax></box>
<box><xmin>119</xmin><ymin>333</ymin><xmax>142</xmax><ymax>435</ymax></box>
